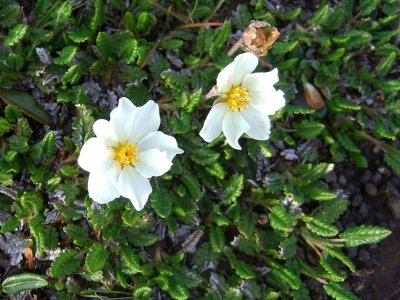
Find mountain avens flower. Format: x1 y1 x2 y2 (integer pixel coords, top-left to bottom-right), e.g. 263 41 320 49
78 98 183 211
200 52 285 150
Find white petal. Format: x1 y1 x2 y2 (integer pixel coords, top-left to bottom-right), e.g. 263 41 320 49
216 53 259 94
249 89 286 115
116 165 152 211
138 131 183 161
128 100 161 144
199 103 229 143
88 162 121 204
135 149 172 178
242 68 279 91
78 138 114 172
109 97 137 142
241 107 271 140
216 61 235 93
93 119 118 146
221 111 250 150
231 52 259 86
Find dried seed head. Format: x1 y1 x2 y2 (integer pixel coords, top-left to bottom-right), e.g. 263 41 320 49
303 83 325 110
241 20 280 57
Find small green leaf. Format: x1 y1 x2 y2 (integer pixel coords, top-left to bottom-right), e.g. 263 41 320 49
150 188 173 218
163 39 184 50
323 282 358 300
182 175 201 200
376 52 396 75
121 247 141 274
62 64 81 85
5 24 28 46
381 80 400 93
0 117 11 136
269 206 294 232
2 273 47 294
0 89 51 124
85 243 108 273
50 249 80 277
306 218 339 237
323 247 356 272
223 174 244 203
271 41 299 55
293 120 325 139
96 32 112 57
339 225 391 247
309 4 330 25
210 226 225 253
53 46 78 65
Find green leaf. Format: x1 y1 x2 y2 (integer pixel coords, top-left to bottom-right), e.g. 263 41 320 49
323 282 358 300
90 0 105 32
191 148 220 166
5 24 28 46
323 247 356 272
339 225 391 247
269 206 294 232
306 218 339 237
96 32 112 57
210 21 231 59
271 41 299 55
150 188 173 218
315 198 348 223
53 46 78 65
121 247 141 274
68 27 90 43
62 64 81 85
1 273 47 295
63 224 89 247
360 0 380 16
0 89 50 124
234 260 255 279
303 186 337 201
268 261 301 290
50 249 80 277
185 89 202 113
0 4 21 28
1 217 20 233
297 163 334 182
381 80 400 93
320 256 347 282
163 39 184 50
210 226 225 253
223 174 244 203
376 52 396 75
113 32 138 64
0 117 11 136
309 4 330 25
384 150 400 176
337 133 360 153
182 175 201 200
293 120 325 139
170 112 191 134
85 243 108 273
52 1 72 25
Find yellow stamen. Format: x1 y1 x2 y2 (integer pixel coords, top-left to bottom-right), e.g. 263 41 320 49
114 143 138 165
226 86 250 111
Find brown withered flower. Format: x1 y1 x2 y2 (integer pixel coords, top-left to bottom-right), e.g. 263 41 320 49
241 20 280 57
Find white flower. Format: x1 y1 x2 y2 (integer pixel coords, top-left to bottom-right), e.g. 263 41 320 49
199 52 285 150
78 98 183 211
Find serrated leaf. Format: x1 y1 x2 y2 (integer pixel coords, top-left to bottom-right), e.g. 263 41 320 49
63 224 89 247
269 262 301 290
384 150 400 176
53 46 78 65
293 120 325 139
339 225 391 247
85 243 108 273
323 247 355 272
360 0 380 16
235 260 255 279
50 249 80 277
52 1 72 25
223 174 244 203
185 89 202 113
306 218 339 237
90 0 104 32
304 185 337 201
121 247 141 274
68 27 90 43
62 64 81 85
315 198 348 223
5 24 28 46
309 4 330 25
271 41 299 55
320 256 347 282
170 112 191 134
150 189 173 218
96 32 112 57
182 175 201 200
323 282 358 300
1 273 47 295
376 52 396 75
337 133 360 153
210 21 231 59
210 226 225 253
191 148 220 166
0 4 21 28
269 206 294 232
381 80 400 93
297 163 334 182
0 118 11 136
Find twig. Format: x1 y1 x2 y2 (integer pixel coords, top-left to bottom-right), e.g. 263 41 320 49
0 186 17 200
147 0 188 23
178 22 223 29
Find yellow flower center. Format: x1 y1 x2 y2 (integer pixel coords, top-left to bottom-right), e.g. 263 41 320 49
114 143 138 165
226 86 250 111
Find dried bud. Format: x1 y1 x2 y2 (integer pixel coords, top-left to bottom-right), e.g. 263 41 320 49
303 83 325 110
241 20 280 57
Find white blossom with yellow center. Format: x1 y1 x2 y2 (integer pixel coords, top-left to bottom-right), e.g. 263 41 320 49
200 52 286 150
78 98 183 211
